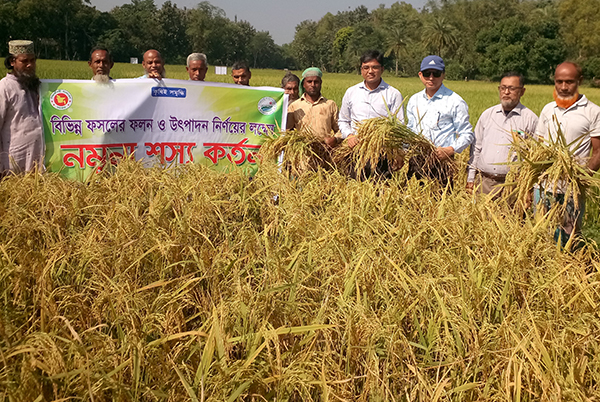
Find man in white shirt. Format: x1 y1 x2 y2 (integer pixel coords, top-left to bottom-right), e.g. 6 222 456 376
535 61 600 246
338 50 403 178
0 40 44 175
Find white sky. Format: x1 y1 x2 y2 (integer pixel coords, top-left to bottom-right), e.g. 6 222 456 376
89 0 428 45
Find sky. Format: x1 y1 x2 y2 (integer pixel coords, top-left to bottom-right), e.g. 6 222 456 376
90 0 428 45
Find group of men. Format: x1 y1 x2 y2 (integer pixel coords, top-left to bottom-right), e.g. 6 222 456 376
1 40 599 242
285 50 600 243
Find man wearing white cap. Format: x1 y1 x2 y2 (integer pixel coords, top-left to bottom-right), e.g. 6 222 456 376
0 40 44 174
286 67 339 147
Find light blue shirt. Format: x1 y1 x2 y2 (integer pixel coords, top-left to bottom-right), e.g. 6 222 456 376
339 79 404 138
406 84 474 154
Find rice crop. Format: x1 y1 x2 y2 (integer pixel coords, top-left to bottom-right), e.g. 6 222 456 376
259 128 335 176
1 159 600 401
505 119 600 211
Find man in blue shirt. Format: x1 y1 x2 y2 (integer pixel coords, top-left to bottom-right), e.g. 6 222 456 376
406 56 474 183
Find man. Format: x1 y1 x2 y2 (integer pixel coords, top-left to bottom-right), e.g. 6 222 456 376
286 68 339 147
231 62 251 86
88 46 114 83
467 72 538 197
339 50 403 148
406 55 474 184
281 72 300 103
407 55 474 163
139 49 165 79
534 61 600 246
0 40 44 174
186 53 208 81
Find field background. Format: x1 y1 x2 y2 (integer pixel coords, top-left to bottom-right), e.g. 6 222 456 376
2 60 600 401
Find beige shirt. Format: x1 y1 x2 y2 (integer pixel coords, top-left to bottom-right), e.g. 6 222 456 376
286 94 339 138
468 102 538 181
0 74 44 173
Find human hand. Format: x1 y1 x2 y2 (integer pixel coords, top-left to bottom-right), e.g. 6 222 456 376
347 135 359 148
435 146 455 161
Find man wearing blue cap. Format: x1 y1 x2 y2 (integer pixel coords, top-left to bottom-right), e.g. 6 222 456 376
406 55 474 164
287 67 339 147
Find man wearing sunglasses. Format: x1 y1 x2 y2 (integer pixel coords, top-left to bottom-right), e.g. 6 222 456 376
466 72 538 197
406 55 474 183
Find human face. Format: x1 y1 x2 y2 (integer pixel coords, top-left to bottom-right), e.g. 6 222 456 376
554 63 580 99
418 69 445 94
187 59 207 81
303 76 322 99
232 68 251 85
11 53 36 77
283 80 299 101
498 76 525 111
88 50 113 77
361 59 383 89
142 50 164 77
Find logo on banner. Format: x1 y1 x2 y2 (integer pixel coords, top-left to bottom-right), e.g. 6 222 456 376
50 90 73 110
258 97 277 115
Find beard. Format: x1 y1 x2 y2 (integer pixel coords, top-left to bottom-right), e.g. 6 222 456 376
553 88 579 109
93 73 111 84
14 69 40 92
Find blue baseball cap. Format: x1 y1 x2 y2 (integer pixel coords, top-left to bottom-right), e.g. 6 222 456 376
420 55 445 72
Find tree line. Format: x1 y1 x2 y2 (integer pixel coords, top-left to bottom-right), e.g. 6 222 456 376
1 0 598 83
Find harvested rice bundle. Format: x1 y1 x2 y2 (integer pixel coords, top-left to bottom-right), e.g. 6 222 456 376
505 121 600 209
258 127 335 176
334 113 455 181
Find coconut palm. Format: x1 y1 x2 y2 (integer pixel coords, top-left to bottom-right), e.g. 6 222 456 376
422 16 458 58
384 26 407 76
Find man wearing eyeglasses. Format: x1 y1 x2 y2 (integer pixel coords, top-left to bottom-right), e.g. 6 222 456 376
466 72 538 197
339 50 403 147
406 55 474 183
338 50 403 178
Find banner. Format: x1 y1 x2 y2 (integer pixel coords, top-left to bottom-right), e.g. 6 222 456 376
40 79 287 180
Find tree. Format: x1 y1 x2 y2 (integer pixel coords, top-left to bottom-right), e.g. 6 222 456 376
422 16 457 58
384 27 407 76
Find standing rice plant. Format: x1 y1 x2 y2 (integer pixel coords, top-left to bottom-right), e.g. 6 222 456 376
1 158 600 401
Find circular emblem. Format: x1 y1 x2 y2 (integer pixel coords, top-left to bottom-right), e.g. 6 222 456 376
50 89 73 110
258 97 277 115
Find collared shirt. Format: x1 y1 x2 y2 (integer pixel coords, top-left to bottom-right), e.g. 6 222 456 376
338 79 404 138
0 74 44 173
467 102 538 181
406 84 474 154
286 94 339 137
535 95 600 162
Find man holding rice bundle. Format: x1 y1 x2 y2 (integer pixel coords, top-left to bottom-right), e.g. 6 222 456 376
406 55 474 184
534 61 600 245
286 67 339 147
467 72 538 197
338 50 404 178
